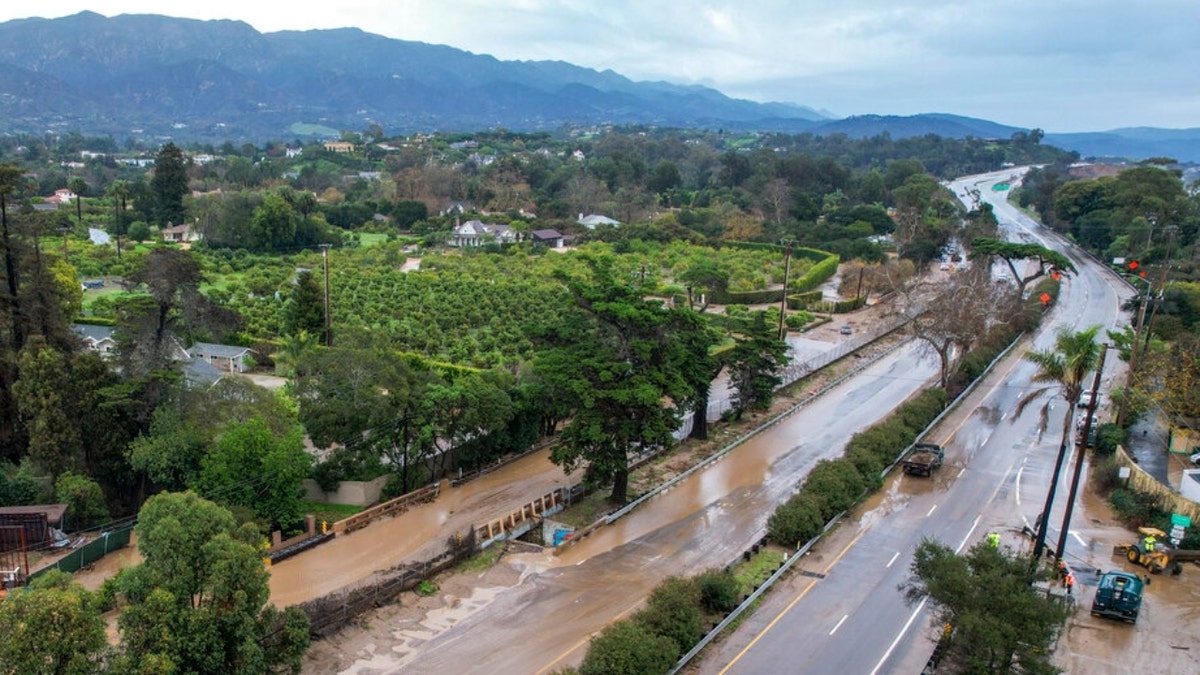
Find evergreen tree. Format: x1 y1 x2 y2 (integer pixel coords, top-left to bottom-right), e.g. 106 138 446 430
283 269 326 336
151 142 189 226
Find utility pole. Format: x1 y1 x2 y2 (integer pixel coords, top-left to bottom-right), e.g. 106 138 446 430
319 244 332 347
778 241 793 341
1140 226 1176 354
1056 344 1108 559
1117 274 1151 429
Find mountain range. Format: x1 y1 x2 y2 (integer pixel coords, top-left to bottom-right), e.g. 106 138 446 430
0 11 1196 162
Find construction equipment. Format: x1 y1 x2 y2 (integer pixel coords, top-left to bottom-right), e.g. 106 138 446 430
1113 526 1200 575
1091 571 1143 623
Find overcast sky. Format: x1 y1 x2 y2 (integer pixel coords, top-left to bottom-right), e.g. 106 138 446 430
2 2 1197 133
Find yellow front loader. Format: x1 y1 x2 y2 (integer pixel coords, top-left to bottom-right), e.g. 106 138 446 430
1113 527 1200 575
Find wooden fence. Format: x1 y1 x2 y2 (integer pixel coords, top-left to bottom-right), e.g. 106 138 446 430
297 527 476 637
334 481 442 535
476 488 565 545
1115 446 1200 522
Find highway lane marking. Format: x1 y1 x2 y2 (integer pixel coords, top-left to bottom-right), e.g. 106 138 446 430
869 597 927 675
956 515 982 554
717 528 868 675
1015 463 1025 506
926 504 938 517
936 345 1031 448
829 614 849 636
957 467 966 478
1072 531 1086 547
886 551 900 568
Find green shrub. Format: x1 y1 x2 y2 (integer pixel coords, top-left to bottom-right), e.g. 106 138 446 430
846 425 903 465
1090 456 1123 494
633 577 703 658
803 459 865 520
580 619 678 675
94 572 122 613
1109 488 1165 527
895 389 947 433
417 579 438 596
787 290 823 309
55 471 110 531
767 492 824 547
845 446 885 492
1094 423 1125 457
696 568 741 614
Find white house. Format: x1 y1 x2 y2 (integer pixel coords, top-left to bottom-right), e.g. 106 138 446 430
451 220 516 247
72 324 116 359
161 224 201 243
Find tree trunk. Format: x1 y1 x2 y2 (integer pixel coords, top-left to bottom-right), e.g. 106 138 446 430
610 465 629 504
689 389 710 441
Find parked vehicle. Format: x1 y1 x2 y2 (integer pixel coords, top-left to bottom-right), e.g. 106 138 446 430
902 443 944 477
840 325 853 335
1091 571 1143 623
1189 451 1200 466
1077 391 1100 408
1075 413 1098 447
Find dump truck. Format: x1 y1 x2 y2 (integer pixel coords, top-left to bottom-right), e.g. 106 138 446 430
902 443 945 477
1091 570 1143 623
1114 526 1200 575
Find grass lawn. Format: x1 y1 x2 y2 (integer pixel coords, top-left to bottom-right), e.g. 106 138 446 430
299 500 364 528
732 548 785 593
357 232 389 247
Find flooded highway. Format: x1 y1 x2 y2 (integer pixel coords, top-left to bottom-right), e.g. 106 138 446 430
317 342 937 673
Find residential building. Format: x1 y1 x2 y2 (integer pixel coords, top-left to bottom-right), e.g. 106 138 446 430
530 229 565 248
161 224 200 243
451 220 515 247
187 342 255 373
72 323 117 358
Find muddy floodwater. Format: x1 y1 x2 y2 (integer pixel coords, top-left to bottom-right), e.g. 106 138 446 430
303 344 935 673
269 449 569 606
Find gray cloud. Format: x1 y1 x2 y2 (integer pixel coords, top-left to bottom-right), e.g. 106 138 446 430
3 0 1197 131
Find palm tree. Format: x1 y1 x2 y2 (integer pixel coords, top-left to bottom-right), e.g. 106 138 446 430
272 330 318 378
67 177 87 228
1020 325 1102 561
107 180 131 258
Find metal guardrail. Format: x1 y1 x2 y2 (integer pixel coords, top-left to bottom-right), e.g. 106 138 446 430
608 337 914 525
668 511 849 674
668 328 1036 673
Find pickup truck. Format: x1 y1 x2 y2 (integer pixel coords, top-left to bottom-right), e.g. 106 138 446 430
902 443 945 477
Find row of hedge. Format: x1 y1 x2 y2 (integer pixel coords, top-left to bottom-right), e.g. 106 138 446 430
565 568 742 675
709 245 839 306
812 296 866 314
790 250 840 294
767 387 949 547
